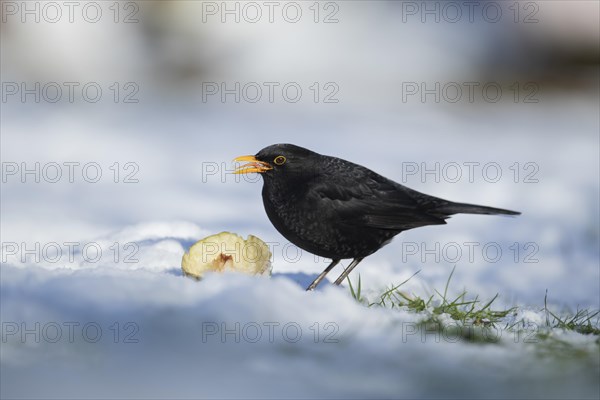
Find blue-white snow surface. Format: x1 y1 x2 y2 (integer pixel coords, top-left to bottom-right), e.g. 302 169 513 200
2 98 599 398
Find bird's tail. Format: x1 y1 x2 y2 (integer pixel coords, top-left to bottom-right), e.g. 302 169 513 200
433 201 521 216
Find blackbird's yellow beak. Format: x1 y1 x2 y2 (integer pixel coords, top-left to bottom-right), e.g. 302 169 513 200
233 155 273 174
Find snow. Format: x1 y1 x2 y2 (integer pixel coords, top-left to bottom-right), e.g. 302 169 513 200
2 261 598 400
1 219 599 399
2 100 599 397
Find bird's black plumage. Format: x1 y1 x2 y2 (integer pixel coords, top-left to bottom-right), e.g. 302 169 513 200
235 143 520 290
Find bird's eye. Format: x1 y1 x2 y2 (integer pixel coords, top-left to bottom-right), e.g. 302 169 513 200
274 156 286 165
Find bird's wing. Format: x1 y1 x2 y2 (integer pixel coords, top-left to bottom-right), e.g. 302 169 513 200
306 171 446 231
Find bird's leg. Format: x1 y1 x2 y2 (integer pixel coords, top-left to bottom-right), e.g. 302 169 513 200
333 258 364 286
306 259 341 291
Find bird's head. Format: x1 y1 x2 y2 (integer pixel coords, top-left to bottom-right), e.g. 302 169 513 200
233 144 318 182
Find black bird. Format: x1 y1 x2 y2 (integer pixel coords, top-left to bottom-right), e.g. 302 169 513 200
234 144 520 291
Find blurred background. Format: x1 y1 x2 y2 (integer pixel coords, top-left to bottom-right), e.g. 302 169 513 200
1 1 599 398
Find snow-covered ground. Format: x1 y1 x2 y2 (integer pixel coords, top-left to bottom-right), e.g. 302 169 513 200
2 1 599 398
2 101 599 399
2 262 598 400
